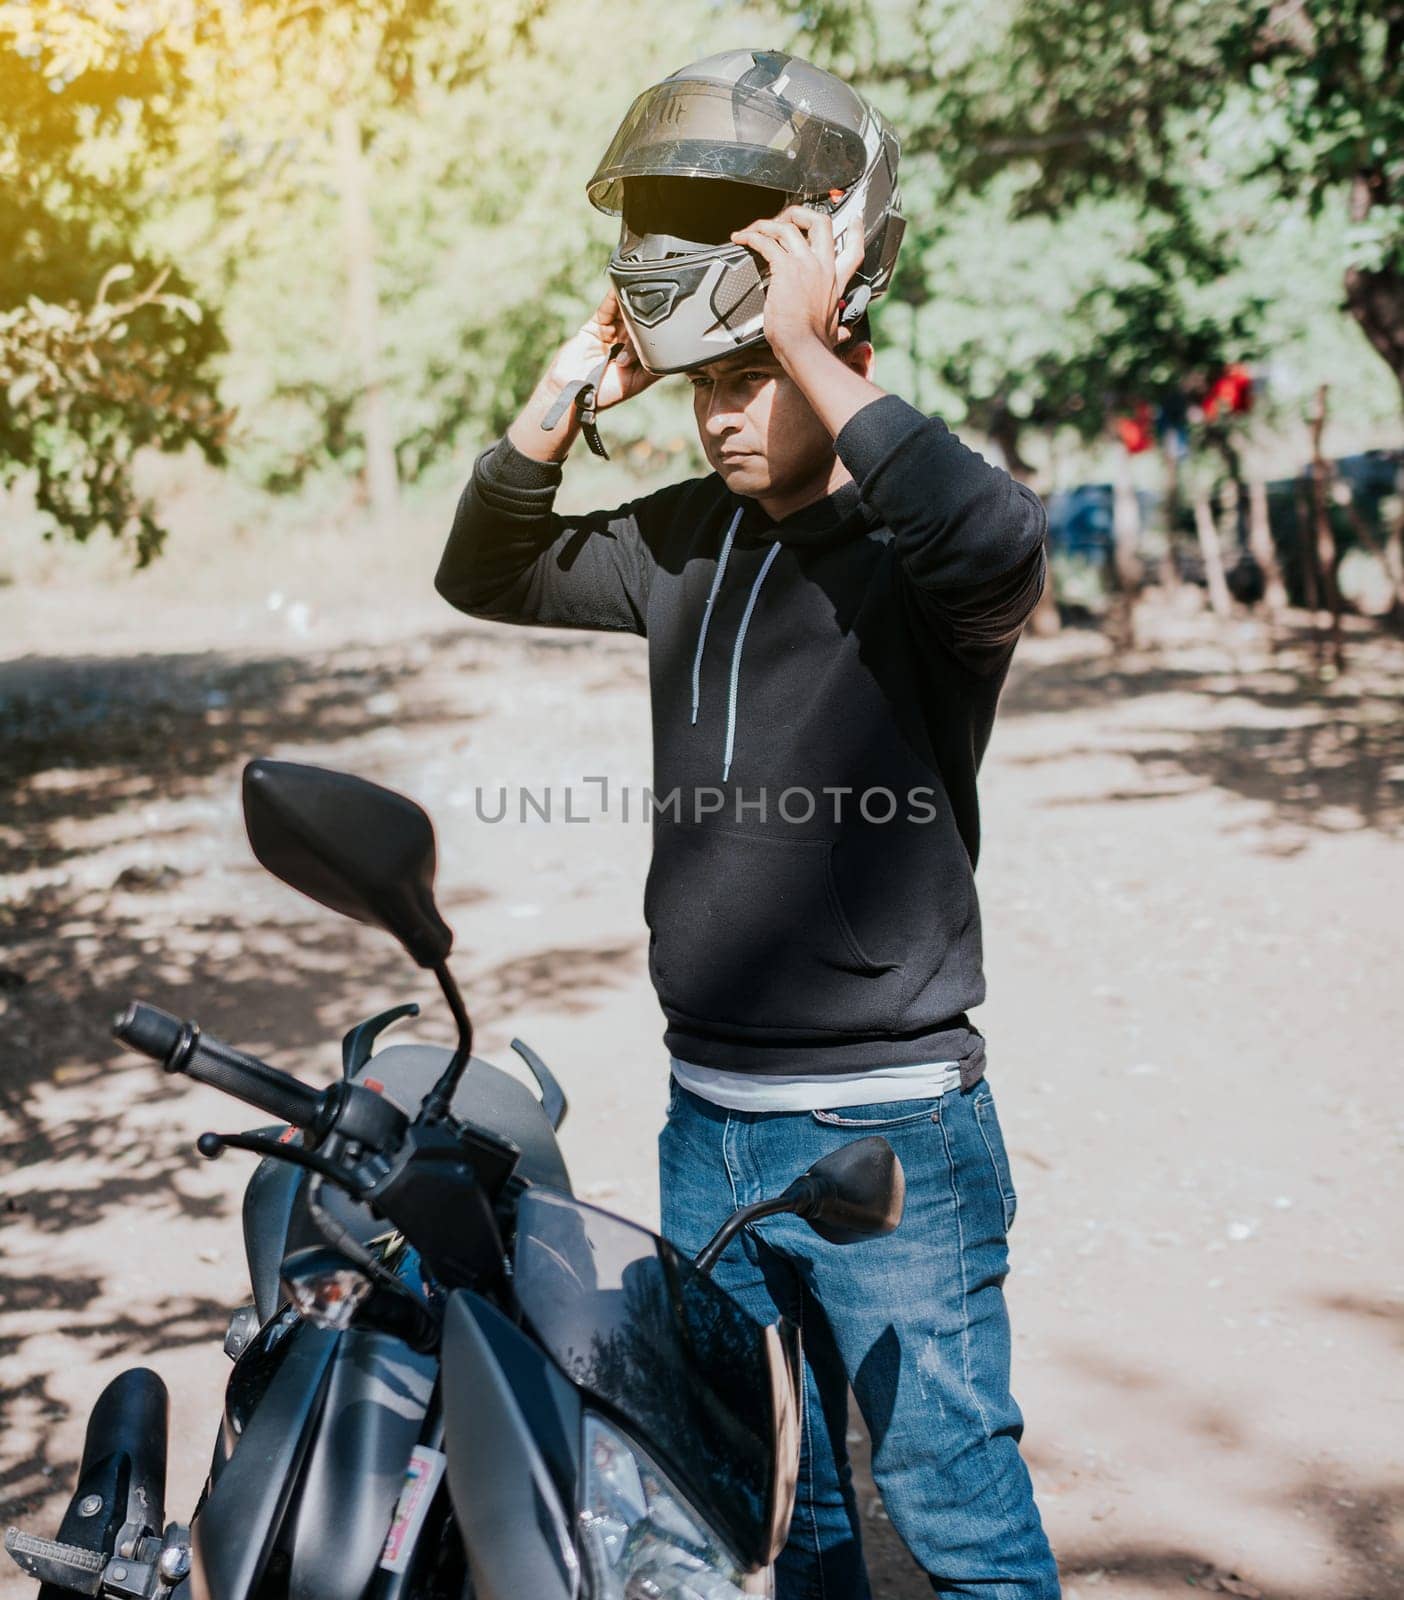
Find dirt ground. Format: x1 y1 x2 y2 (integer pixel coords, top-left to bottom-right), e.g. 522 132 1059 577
1 507 1401 1600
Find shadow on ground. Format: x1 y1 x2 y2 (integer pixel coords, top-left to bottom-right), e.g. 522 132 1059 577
0 1261 231 1523
3 614 1401 1593
0 643 473 877
1000 627 1404 837
852 1404 1403 1600
0 626 644 1529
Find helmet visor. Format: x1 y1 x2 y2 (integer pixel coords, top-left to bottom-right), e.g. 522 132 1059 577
621 176 793 249
587 78 867 215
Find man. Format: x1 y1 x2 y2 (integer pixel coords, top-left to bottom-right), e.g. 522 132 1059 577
436 49 1059 1600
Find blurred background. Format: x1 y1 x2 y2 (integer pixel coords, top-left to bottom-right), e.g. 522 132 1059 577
1 4 1400 1599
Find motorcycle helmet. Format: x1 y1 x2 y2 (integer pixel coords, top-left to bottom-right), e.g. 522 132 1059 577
586 48 905 375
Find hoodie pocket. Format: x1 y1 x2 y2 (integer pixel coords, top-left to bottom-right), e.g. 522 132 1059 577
644 822 902 1035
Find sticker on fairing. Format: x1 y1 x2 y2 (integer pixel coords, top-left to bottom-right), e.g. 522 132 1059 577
379 1445 447 1573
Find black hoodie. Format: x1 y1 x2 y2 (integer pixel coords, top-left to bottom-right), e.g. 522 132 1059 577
436 394 1046 1086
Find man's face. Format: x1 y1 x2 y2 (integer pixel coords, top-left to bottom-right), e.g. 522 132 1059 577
686 347 842 503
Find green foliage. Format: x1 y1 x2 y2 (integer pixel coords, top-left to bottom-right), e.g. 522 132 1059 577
4 0 1398 565
0 268 230 565
789 0 1403 412
2 2 224 560
160 0 778 497
885 187 1267 440
0 0 495 558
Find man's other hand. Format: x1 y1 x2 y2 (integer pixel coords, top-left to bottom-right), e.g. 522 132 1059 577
509 287 659 463
546 287 659 413
730 205 866 371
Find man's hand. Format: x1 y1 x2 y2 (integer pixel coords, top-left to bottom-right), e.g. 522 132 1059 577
729 204 885 443
544 287 659 413
509 287 659 463
730 205 866 371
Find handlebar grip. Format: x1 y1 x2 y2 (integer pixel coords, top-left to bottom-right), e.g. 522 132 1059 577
184 1033 324 1129
113 999 184 1061
114 1001 324 1129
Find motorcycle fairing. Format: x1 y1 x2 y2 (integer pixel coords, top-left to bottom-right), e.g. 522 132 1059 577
440 1291 580 1600
191 1323 337 1600
241 1135 312 1325
213 1306 305 1483
443 1288 583 1509
365 1045 570 1191
287 1330 438 1600
512 1189 793 1572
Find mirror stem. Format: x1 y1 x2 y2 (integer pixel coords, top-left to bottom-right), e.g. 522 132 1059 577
420 963 474 1124
694 1181 819 1276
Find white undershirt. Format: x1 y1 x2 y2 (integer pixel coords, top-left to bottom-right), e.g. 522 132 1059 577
669 1056 963 1112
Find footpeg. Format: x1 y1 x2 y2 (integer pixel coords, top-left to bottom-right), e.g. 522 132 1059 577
4 1527 107 1594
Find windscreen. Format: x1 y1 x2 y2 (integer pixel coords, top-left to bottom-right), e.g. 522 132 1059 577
587 78 866 215
513 1189 785 1569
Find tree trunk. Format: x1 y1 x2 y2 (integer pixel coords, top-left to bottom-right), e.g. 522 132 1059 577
992 409 1061 638
1386 501 1404 607
1247 478 1288 643
1306 385 1345 673
1158 441 1182 592
334 105 398 530
1344 173 1404 406
1027 537 1061 637
1206 423 1248 550
1106 454 1142 649
1193 494 1233 618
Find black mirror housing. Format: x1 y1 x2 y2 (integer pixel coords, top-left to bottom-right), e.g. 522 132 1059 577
242 759 453 968
693 1135 906 1276
793 1135 906 1245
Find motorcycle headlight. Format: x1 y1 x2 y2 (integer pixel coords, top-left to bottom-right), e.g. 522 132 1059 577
579 1413 773 1600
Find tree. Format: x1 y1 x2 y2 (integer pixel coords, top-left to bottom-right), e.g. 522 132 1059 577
0 0 535 556
839 0 1404 404
0 0 228 563
774 0 1399 647
0 269 230 566
152 0 758 502
164 0 529 525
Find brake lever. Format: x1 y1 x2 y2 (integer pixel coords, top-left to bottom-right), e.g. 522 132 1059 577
196 1129 362 1192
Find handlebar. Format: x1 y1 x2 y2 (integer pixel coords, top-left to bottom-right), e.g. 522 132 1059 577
113 1001 324 1130
115 999 515 1294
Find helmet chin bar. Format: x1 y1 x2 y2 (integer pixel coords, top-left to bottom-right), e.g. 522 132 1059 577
610 247 762 376
609 181 893 379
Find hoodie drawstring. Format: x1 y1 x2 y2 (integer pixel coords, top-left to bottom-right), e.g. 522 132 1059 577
722 541 782 781
690 507 742 726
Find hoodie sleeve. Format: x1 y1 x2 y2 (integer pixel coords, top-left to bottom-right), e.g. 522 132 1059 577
435 435 658 635
834 394 1047 674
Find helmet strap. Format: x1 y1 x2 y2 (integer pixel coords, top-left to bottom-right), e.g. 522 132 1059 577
540 343 623 459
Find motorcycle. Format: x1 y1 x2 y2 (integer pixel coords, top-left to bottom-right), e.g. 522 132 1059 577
5 758 905 1600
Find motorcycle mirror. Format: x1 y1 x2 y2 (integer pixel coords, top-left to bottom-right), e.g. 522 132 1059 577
242 759 453 969
789 1135 906 1246
693 1136 905 1274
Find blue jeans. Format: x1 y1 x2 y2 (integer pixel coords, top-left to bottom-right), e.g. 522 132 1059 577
658 1075 1061 1600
